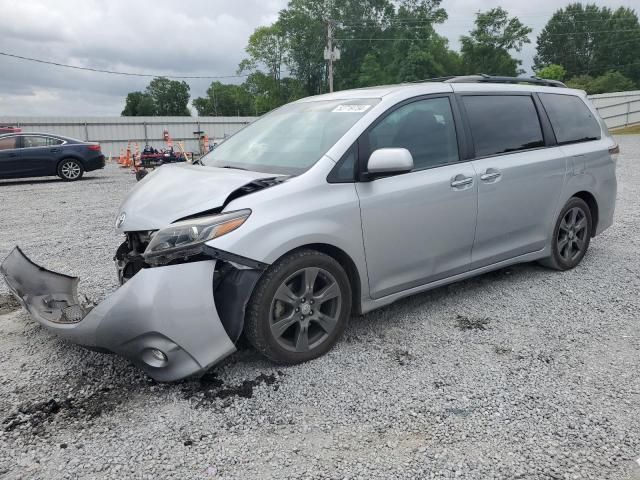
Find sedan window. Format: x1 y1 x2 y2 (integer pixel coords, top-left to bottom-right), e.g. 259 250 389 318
22 136 63 148
0 136 17 150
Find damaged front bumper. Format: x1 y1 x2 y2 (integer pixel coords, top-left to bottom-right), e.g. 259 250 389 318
0 247 250 382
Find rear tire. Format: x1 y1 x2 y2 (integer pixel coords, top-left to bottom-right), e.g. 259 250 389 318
58 159 84 181
244 249 352 364
540 197 592 271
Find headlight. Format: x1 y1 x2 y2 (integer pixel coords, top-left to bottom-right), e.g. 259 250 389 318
143 209 251 263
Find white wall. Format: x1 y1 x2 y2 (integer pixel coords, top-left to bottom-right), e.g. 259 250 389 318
0 116 257 157
588 90 640 129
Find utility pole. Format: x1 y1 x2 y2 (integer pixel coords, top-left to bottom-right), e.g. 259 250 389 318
324 19 340 93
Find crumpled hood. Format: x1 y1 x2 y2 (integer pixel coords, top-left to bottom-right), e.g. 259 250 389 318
116 163 282 232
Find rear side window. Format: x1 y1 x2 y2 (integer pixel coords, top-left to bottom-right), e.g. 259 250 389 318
367 97 459 170
539 93 601 144
22 136 63 148
0 136 17 150
462 95 544 157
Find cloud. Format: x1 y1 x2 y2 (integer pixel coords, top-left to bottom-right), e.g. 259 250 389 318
0 0 628 115
0 0 286 115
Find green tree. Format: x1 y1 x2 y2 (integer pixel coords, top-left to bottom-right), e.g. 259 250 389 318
589 71 636 94
193 81 254 116
567 71 636 94
461 7 532 76
121 91 155 116
565 74 594 92
239 23 287 104
384 0 461 82
535 64 566 81
275 0 459 93
278 0 329 96
535 4 640 84
145 77 191 116
356 53 387 87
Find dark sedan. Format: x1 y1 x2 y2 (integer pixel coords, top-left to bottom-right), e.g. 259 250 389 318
0 133 105 181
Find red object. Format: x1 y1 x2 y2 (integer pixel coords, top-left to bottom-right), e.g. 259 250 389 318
87 144 101 151
0 126 21 134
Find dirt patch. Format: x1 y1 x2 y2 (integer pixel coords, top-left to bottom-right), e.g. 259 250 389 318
181 372 281 407
2 385 125 434
494 345 513 355
456 314 490 331
0 294 21 315
391 349 414 366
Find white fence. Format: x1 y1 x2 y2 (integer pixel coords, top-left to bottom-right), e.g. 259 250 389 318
588 90 640 129
0 116 257 157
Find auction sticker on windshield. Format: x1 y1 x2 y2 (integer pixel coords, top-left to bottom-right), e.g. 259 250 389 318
332 105 372 113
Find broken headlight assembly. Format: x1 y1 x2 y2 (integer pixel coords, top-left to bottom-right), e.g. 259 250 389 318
143 209 251 265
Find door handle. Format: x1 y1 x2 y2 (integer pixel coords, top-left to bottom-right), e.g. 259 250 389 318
50 148 60 153
450 176 473 188
480 169 502 182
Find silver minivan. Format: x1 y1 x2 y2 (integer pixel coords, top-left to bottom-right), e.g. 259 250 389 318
1 76 618 381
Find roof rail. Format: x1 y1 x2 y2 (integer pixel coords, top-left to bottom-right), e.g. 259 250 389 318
405 76 458 83
444 74 567 88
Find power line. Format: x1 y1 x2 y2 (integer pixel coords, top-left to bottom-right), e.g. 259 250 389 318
335 29 640 41
0 51 248 79
339 10 639 23
343 18 640 27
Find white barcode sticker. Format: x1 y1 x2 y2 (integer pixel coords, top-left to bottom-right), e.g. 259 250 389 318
332 104 371 113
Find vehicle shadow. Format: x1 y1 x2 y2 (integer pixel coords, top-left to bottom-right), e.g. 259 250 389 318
0 176 113 187
343 261 550 340
226 260 551 369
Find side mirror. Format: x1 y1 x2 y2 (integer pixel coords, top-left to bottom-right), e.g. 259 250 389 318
366 148 414 179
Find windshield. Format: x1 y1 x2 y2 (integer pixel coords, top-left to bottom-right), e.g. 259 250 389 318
200 98 380 175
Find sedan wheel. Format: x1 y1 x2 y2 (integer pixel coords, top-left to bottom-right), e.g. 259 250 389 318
58 159 84 181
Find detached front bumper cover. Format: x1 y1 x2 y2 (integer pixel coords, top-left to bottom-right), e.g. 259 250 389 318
0 247 236 382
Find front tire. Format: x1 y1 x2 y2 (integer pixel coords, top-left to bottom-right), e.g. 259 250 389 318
58 159 84 181
540 197 592 271
244 249 352 364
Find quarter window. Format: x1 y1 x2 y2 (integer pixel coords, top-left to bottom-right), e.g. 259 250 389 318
367 97 459 170
539 93 601 144
328 144 357 183
0 136 17 150
462 95 544 157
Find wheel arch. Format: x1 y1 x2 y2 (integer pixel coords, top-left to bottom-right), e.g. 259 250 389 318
571 190 599 236
276 243 363 316
57 155 86 170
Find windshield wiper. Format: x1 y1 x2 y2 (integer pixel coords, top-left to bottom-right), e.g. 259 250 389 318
219 165 248 171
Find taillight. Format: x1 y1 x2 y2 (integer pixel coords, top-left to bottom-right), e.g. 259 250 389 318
87 144 101 151
609 144 619 162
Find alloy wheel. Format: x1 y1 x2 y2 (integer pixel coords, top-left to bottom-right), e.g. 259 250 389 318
61 161 81 180
557 206 588 262
269 267 342 352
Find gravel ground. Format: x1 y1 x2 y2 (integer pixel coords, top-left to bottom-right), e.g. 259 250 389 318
1 137 639 480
